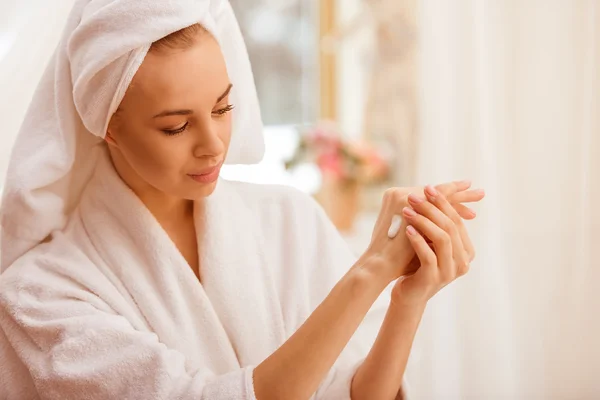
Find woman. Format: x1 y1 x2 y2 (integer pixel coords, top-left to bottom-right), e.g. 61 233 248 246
0 1 484 399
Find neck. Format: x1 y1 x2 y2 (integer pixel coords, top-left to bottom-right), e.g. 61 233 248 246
141 192 194 224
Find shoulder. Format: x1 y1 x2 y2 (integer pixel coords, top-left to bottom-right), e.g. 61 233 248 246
0 230 106 311
0 238 64 312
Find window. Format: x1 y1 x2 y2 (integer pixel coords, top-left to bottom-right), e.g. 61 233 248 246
229 0 318 125
221 2 322 193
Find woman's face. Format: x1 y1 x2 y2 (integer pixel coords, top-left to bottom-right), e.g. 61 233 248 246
107 33 232 200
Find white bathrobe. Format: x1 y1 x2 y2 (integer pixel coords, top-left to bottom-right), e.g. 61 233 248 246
0 151 399 399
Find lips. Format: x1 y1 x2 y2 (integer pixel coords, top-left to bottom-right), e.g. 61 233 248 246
192 162 222 176
187 161 223 184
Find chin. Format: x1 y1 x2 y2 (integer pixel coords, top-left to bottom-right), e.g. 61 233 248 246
184 179 219 200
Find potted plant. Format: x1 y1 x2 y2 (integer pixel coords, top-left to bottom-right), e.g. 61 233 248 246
285 121 390 231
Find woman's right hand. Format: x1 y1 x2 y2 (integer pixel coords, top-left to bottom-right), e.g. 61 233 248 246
360 180 483 284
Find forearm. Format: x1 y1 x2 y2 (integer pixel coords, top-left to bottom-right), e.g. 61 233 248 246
253 260 390 400
350 300 426 400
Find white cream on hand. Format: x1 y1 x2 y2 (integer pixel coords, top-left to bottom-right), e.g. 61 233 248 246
387 215 403 239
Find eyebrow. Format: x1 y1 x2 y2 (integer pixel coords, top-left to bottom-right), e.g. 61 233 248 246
217 83 233 103
152 83 233 119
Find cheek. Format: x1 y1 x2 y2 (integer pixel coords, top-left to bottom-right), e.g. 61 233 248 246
219 116 233 153
119 128 188 181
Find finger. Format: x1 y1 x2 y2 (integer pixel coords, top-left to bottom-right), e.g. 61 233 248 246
405 225 437 272
448 189 486 204
408 192 459 238
407 194 461 277
454 203 477 220
414 188 469 279
402 206 452 266
435 180 472 197
425 185 465 227
424 186 474 268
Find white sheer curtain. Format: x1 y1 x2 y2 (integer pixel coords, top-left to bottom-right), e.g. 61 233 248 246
409 0 600 398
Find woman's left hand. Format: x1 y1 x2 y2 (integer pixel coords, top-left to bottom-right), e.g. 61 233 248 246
391 185 480 307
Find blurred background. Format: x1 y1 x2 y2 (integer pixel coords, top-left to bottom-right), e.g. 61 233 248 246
1 0 599 398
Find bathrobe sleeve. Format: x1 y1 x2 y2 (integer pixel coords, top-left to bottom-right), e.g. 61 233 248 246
0 257 257 400
276 188 411 400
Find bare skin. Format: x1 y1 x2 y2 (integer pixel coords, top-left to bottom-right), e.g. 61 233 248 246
105 29 485 400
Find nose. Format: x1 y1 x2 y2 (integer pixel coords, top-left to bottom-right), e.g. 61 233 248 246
192 121 226 159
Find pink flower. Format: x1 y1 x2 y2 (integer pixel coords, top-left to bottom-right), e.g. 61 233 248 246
288 120 390 184
317 152 342 177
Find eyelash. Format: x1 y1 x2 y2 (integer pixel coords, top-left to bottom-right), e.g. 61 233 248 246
162 122 189 136
161 104 235 136
214 104 235 116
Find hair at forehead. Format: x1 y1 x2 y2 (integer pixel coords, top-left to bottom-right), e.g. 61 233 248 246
150 23 209 52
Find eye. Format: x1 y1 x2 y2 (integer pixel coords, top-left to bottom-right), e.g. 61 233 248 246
162 122 189 136
213 104 235 117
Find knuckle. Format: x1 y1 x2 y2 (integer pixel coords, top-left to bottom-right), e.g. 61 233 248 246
458 261 470 276
437 232 451 246
383 188 402 202
440 219 453 233
423 252 437 266
468 248 476 262
382 189 394 203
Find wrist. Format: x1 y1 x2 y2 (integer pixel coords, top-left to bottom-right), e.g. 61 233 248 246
390 285 429 313
354 254 397 286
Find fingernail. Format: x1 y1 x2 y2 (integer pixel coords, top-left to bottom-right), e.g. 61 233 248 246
425 185 438 198
461 179 472 186
403 207 417 217
406 225 417 236
408 193 424 204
